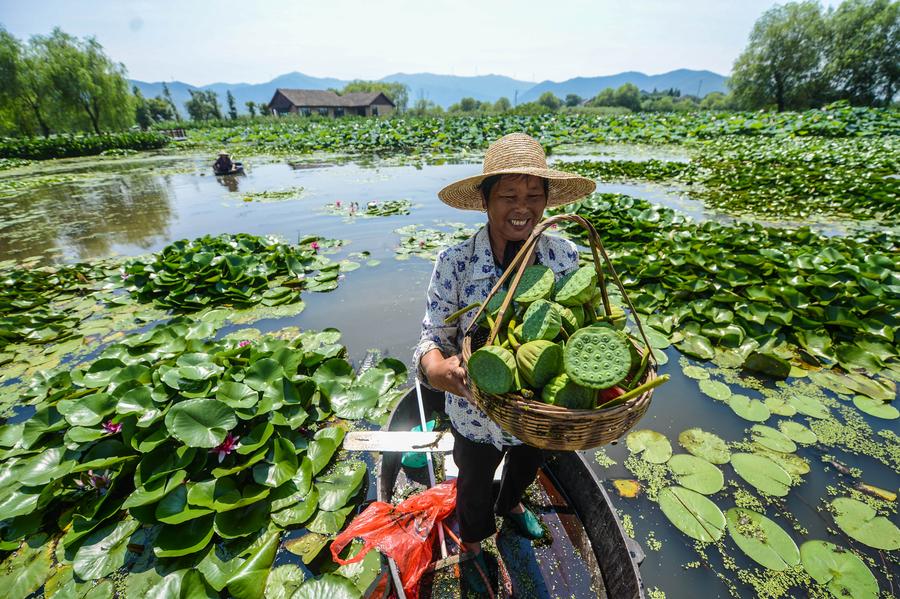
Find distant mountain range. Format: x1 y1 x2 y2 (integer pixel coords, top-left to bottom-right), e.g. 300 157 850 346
130 69 727 115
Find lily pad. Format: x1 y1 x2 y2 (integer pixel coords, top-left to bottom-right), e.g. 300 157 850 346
625 430 673 464
725 508 800 571
682 365 709 380
728 395 770 422
0 535 53 599
667 454 724 495
315 461 367 511
658 485 726 542
831 497 900 550
678 428 731 464
731 453 792 496
164 398 237 448
698 379 731 401
787 394 830 419
750 425 797 453
777 421 817 444
73 517 140 580
291 573 360 599
800 541 878 599
852 395 899 420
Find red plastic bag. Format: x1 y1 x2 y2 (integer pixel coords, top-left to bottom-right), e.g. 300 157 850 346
330 479 457 599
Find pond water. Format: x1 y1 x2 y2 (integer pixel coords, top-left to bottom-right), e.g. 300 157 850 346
1 150 896 598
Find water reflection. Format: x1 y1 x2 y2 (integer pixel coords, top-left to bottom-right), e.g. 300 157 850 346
0 172 174 263
216 175 242 193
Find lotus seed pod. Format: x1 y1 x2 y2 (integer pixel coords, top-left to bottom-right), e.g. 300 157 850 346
554 266 598 306
516 340 564 388
563 325 632 389
467 346 517 394
541 373 596 409
512 265 555 304
521 299 562 342
555 303 580 335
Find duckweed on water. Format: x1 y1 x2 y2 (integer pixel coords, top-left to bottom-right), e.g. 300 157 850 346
593 448 617 468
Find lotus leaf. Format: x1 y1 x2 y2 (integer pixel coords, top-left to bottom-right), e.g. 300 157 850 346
742 351 791 379
521 299 563 342
156 484 214 524
512 265 554 304
57 393 117 427
675 332 716 361
667 454 724 495
731 453 792 496
329 387 379 419
612 479 641 498
564 326 631 389
750 425 797 453
764 396 797 417
852 395 898 420
244 358 285 392
778 421 817 444
752 445 810 477
291 573 360 599
154 514 215 558
698 379 731 401
73 517 140 580
658 485 726 542
216 381 259 409
252 437 299 488
226 530 280 599
315 461 367 511
0 535 53 599
725 508 800 571
626 430 673 464
728 395 770 422
682 365 709 380
831 497 900 550
800 541 878 599
214 499 272 539
164 398 237 448
263 565 305 599
285 532 330 565
305 503 355 535
271 487 320 528
308 438 338 476
678 428 731 464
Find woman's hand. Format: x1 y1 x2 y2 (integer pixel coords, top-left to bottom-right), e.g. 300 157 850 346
421 350 472 400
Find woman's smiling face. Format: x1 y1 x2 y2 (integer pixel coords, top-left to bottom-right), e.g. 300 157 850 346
483 174 548 242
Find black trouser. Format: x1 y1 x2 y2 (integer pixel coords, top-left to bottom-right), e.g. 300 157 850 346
451 426 544 543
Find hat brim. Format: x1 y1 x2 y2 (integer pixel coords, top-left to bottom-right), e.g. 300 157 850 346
438 167 596 211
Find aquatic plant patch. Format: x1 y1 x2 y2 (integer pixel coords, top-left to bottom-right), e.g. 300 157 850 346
0 318 406 596
123 233 346 311
241 187 305 203
0 131 170 161
393 222 479 261
323 199 413 218
555 194 899 380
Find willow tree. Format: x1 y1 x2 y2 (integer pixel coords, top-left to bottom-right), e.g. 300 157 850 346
0 27 55 136
730 1 826 111
38 28 133 133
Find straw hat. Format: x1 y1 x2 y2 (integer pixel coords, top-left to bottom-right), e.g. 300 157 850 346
218 150 230 156
438 133 596 211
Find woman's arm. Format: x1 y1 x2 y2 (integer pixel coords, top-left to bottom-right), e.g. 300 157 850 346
420 348 471 399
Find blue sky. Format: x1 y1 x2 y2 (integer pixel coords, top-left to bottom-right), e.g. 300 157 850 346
0 0 843 85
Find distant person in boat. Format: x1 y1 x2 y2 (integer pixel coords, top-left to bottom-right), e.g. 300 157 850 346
414 133 595 578
213 151 236 174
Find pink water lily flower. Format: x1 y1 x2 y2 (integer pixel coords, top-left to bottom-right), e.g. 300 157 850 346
102 420 122 434
335 200 342 207
212 433 240 463
75 469 111 494
310 241 320 252
238 340 251 348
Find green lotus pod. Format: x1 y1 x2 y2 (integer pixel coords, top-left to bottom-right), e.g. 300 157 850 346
554 266 597 306
541 374 595 409
564 325 632 389
555 303 580 335
467 346 517 394
597 304 627 330
516 340 564 388
512 265 554 304
521 300 562 342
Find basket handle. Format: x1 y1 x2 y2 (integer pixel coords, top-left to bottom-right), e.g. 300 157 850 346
465 213 657 369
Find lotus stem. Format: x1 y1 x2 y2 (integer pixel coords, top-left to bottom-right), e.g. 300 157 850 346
597 374 669 408
444 302 482 324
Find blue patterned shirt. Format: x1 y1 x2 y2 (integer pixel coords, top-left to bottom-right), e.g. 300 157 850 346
413 225 580 448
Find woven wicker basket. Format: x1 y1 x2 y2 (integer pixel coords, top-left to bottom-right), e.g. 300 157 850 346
461 214 658 451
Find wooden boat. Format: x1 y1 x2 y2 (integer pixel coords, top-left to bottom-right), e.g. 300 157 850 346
213 161 244 176
375 386 645 598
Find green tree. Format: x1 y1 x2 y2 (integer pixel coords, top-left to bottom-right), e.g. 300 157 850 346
226 90 238 119
0 27 56 136
245 101 257 117
493 96 511 112
134 86 152 129
729 1 826 111
38 28 133 133
133 87 174 129
340 80 409 111
588 87 617 108
185 90 222 121
410 98 443 116
564 93 583 107
613 83 642 111
162 82 181 121
825 0 900 105
699 91 735 110
537 91 562 111
458 97 481 112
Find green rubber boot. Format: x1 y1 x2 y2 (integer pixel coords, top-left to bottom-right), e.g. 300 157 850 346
507 507 544 540
461 551 490 595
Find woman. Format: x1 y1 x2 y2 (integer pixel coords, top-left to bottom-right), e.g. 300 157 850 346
413 133 595 579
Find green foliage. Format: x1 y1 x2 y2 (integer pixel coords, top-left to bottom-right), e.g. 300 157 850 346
186 89 223 121
245 101 257 117
564 93 583 107
0 130 169 159
123 233 346 311
339 79 408 111
133 86 174 129
227 90 238 120
493 96 512 112
537 91 562 111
